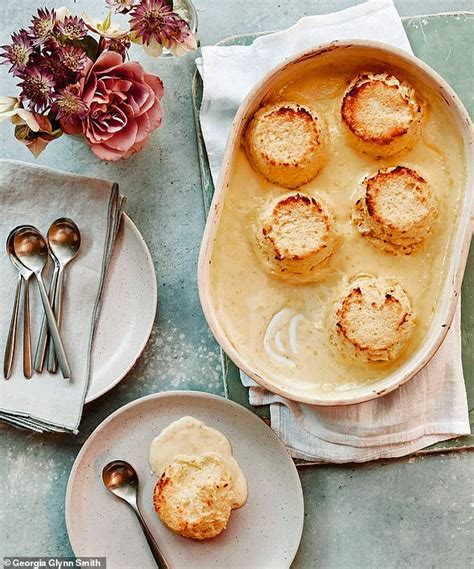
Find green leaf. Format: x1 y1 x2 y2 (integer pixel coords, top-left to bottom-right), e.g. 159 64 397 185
47 128 63 141
75 35 99 60
164 0 174 7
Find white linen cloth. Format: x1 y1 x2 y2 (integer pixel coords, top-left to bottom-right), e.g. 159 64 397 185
0 160 124 433
196 0 471 462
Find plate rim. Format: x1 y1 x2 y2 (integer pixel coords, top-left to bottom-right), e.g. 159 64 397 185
66 390 304 566
85 213 157 403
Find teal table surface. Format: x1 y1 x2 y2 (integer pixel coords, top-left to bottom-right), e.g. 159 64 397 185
0 1 473 568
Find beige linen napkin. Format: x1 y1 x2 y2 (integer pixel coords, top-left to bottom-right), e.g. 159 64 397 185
0 160 124 433
197 0 471 462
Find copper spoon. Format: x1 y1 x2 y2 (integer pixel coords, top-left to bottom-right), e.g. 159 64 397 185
102 460 169 569
4 226 34 379
35 219 81 373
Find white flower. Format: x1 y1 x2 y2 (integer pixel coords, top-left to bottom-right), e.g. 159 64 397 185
167 32 197 56
132 31 197 58
139 37 163 57
83 11 129 39
0 96 18 114
56 7 71 22
0 97 40 131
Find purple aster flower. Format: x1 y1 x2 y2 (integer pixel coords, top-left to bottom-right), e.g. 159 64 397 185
29 8 57 44
130 0 191 46
51 84 88 132
18 66 54 112
0 29 33 75
58 45 87 73
36 53 74 89
42 35 62 52
55 16 88 41
105 0 136 14
105 35 131 57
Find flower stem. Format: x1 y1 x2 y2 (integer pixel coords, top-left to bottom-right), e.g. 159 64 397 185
98 36 106 55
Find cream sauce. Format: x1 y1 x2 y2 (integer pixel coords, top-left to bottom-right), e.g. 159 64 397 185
209 55 466 393
149 416 248 508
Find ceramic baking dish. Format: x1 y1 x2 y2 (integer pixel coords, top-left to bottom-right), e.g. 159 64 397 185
198 40 473 405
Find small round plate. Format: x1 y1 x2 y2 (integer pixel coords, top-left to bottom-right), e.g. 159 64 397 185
66 391 304 569
86 214 157 403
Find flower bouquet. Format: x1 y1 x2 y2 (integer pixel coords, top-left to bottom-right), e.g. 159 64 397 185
0 1 197 160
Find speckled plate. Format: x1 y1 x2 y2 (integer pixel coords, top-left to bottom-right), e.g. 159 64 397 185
66 391 304 569
86 214 157 402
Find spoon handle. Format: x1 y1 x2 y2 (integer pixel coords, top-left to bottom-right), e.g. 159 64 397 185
3 274 22 379
132 504 170 569
47 267 64 374
35 273 71 379
22 277 32 379
34 266 59 372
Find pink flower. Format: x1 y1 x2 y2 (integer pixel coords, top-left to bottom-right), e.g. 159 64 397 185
18 65 54 112
55 15 87 40
130 0 197 57
29 8 57 44
80 51 164 160
52 84 88 134
0 30 33 75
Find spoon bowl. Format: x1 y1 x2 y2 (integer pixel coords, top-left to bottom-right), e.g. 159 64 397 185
102 460 139 504
6 226 34 280
48 218 81 266
12 226 49 274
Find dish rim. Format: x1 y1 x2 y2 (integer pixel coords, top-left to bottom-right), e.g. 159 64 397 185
197 39 474 406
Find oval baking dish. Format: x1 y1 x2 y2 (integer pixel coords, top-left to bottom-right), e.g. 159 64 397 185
198 40 473 405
